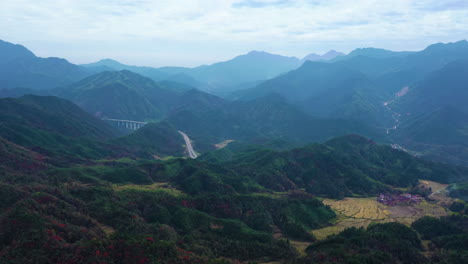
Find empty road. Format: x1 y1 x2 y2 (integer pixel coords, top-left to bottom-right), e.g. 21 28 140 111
178 131 198 159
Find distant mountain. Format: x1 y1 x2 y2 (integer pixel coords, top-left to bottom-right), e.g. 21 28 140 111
303 50 344 61
83 51 303 93
395 60 468 115
162 72 214 90
54 70 180 121
233 61 389 126
156 80 196 94
375 40 468 94
172 88 227 113
189 51 302 89
165 93 381 152
334 47 414 61
0 39 35 61
82 58 126 70
233 40 468 125
386 60 468 165
81 59 213 91
405 40 468 73
81 59 170 81
0 40 90 90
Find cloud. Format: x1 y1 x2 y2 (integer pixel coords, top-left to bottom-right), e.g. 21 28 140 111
232 0 292 8
413 0 468 11
0 0 467 66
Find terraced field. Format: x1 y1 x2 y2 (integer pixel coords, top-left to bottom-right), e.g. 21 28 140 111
313 197 448 240
323 198 389 220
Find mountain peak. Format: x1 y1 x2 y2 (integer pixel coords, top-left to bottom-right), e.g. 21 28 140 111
322 50 344 57
343 47 413 60
247 50 268 55
98 58 122 64
0 39 36 62
423 39 468 52
81 58 127 70
303 50 344 61
96 58 125 67
242 50 298 60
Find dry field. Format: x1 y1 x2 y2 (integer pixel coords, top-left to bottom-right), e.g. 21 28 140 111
322 198 389 220
214 139 235 149
113 182 184 196
419 179 453 206
419 180 448 193
313 196 448 240
290 240 312 257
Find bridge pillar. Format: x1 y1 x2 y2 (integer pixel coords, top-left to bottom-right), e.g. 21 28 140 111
102 118 147 130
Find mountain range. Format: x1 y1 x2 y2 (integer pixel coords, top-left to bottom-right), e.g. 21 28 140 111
82 51 305 94
0 40 89 90
2 38 468 263
227 40 468 165
1 39 468 166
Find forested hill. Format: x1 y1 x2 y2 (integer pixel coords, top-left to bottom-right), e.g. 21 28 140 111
1 94 468 263
199 134 468 198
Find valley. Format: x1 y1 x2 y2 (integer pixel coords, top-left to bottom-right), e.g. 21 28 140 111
383 86 409 134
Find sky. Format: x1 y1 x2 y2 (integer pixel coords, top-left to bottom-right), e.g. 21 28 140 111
0 0 467 67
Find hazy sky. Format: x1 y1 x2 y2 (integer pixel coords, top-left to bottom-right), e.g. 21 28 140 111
1 0 467 67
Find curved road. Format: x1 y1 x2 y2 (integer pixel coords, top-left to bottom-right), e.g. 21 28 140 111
178 131 198 159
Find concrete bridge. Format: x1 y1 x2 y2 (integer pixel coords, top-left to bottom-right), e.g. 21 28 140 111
102 118 148 131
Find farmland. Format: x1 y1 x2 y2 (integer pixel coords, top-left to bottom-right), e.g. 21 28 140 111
312 195 448 240
113 182 184 196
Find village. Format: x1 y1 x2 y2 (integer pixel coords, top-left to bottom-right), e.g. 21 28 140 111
377 193 424 206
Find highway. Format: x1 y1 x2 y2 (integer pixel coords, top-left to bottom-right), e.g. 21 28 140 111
178 131 198 159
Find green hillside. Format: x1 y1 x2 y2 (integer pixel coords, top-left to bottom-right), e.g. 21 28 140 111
201 134 467 198
55 70 181 121
0 95 117 140
113 122 185 158
0 95 118 161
